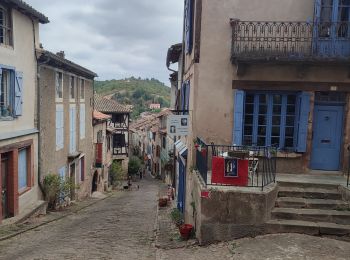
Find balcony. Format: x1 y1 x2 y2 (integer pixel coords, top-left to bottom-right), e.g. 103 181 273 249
231 20 350 65
195 137 277 190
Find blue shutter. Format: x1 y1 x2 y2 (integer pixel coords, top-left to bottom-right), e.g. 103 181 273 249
296 92 311 152
14 71 23 116
185 0 194 54
18 149 27 190
0 69 2 99
59 166 65 180
181 82 186 112
233 90 245 145
314 0 321 22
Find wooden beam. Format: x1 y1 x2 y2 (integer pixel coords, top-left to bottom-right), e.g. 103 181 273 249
232 80 350 92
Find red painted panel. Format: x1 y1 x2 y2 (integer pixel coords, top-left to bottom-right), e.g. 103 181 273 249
95 143 103 166
211 156 249 186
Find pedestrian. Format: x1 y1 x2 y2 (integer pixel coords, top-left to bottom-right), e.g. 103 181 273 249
139 169 143 180
127 175 132 190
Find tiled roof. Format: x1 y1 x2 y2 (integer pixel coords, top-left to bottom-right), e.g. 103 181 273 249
9 0 49 23
37 49 97 79
94 95 131 114
93 110 111 121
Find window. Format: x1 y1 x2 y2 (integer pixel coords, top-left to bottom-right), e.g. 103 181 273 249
242 93 297 149
56 104 64 150
0 69 11 117
69 105 76 153
0 68 23 118
0 5 12 46
80 79 85 100
107 135 111 151
80 104 85 139
55 72 63 100
162 136 166 149
18 148 28 191
70 76 75 100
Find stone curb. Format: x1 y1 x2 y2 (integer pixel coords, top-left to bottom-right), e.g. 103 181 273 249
0 192 115 242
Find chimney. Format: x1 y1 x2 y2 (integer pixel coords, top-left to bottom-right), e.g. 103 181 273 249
56 51 65 59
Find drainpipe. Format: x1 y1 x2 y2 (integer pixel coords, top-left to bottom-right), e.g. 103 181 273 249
32 19 50 196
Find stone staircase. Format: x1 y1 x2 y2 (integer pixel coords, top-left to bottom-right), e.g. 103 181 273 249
266 180 350 237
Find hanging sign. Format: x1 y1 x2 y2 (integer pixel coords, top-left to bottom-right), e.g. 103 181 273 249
167 115 189 136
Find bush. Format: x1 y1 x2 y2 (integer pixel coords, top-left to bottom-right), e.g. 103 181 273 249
43 174 73 209
109 160 124 186
170 208 184 226
128 156 142 176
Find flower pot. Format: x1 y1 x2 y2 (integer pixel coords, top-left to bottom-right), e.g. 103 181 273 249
158 197 168 207
179 224 193 240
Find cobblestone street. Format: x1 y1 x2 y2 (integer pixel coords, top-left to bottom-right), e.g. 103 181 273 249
0 175 160 260
1 176 350 260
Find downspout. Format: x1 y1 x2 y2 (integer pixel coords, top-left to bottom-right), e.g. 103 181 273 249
32 19 50 196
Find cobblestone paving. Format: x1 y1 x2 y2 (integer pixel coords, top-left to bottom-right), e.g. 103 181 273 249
0 175 161 260
157 233 350 260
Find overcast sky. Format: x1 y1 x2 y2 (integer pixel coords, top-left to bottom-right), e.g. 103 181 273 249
26 0 184 85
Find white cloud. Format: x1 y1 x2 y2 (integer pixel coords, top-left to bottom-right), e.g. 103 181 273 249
25 0 183 84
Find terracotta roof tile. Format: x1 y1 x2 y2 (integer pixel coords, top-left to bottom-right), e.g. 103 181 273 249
9 0 49 23
93 110 111 121
94 95 131 114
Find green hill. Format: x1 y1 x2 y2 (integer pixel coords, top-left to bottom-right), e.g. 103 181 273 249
94 77 171 119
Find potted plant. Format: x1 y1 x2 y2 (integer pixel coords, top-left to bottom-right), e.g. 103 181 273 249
179 224 193 240
170 208 184 227
158 196 168 207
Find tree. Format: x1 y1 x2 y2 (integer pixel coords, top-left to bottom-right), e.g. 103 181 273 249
128 156 141 176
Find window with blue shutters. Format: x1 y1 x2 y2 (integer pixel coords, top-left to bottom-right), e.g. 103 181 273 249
0 67 21 119
69 105 77 154
184 0 194 54
235 91 304 150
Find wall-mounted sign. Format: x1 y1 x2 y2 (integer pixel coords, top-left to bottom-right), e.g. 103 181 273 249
167 115 189 136
224 158 238 177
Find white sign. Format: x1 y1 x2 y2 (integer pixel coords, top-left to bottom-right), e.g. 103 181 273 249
167 115 189 136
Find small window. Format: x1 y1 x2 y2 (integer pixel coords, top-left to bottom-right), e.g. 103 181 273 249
80 79 85 100
0 69 12 117
55 72 63 100
18 148 29 191
0 5 12 46
162 136 166 149
70 76 75 100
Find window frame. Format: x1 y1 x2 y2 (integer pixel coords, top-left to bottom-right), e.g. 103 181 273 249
17 146 32 194
0 68 14 119
0 4 13 47
80 78 85 101
55 71 63 102
243 92 298 149
69 75 76 102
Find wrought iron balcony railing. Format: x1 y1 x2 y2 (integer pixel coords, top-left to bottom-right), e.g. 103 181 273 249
231 20 350 62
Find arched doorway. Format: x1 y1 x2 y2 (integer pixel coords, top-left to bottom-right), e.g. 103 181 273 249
92 171 98 193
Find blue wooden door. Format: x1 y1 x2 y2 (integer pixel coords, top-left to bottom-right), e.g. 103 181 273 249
177 159 186 213
311 105 344 170
314 0 350 57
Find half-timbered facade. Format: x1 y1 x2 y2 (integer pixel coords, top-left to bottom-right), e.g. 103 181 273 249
94 95 131 173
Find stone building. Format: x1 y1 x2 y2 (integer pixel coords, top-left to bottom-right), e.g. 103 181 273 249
37 50 97 201
0 1 49 223
169 0 350 244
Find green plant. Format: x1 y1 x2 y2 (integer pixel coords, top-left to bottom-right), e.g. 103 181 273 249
109 160 124 186
128 156 142 176
42 174 74 209
170 208 184 226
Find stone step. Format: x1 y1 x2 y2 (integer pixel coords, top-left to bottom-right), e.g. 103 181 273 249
278 186 342 200
275 197 349 210
277 180 340 190
266 219 350 236
271 207 350 225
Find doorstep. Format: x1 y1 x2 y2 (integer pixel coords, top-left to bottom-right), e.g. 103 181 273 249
1 200 47 226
